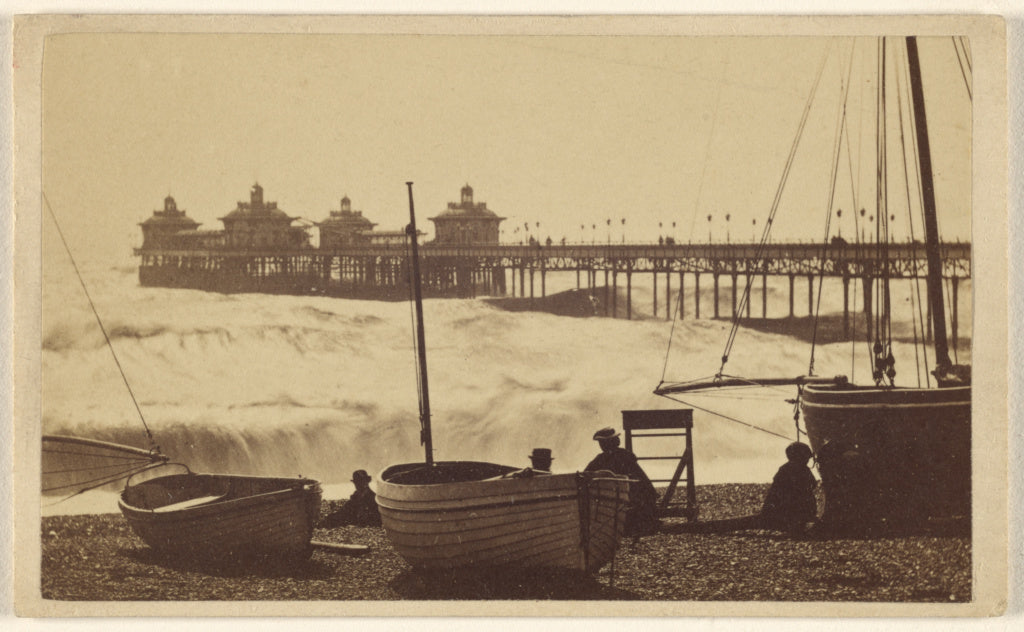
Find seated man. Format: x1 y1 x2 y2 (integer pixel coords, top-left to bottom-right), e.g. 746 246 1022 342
320 469 381 528
664 442 818 536
759 442 818 533
507 447 554 478
585 427 660 536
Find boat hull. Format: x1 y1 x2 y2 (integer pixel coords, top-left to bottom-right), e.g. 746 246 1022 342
118 471 322 563
376 461 630 573
801 384 970 528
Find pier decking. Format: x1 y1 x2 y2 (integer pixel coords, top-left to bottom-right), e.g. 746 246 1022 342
137 240 970 339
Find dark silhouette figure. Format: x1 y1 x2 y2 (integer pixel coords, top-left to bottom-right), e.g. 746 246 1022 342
584 427 660 535
528 447 553 472
760 442 818 532
320 469 381 527
508 447 554 479
665 442 818 536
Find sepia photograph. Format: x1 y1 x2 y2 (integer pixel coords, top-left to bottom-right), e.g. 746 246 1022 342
10 13 1009 617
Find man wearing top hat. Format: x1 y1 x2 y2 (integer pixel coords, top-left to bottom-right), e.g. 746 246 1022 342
528 447 553 472
509 447 554 478
319 469 382 528
585 427 660 535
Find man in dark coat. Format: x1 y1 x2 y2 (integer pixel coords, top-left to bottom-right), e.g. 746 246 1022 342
663 442 818 536
320 469 382 528
585 427 660 535
760 442 818 533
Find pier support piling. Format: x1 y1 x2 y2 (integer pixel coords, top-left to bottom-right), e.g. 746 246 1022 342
788 275 795 318
694 273 700 320
713 274 720 319
843 276 851 338
807 275 814 317
627 271 633 321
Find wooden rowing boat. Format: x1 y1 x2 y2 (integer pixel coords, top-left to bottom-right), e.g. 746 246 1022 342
118 466 322 563
377 461 630 572
376 185 632 573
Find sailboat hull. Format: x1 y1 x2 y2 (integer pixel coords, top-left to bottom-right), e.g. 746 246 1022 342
376 461 630 573
801 384 971 529
119 472 322 563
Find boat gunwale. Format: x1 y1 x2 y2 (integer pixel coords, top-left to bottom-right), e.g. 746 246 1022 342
118 472 321 519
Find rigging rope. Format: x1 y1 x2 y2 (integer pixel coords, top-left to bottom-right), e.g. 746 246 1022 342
660 393 794 442
686 52 730 243
809 39 857 378
871 37 897 387
952 36 973 102
898 42 936 387
943 276 960 365
717 40 834 377
909 283 923 387
43 192 158 451
894 42 933 388
658 279 686 384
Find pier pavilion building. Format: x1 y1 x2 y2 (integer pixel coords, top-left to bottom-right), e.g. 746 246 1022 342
318 196 378 249
429 184 504 245
139 195 200 249
218 183 310 250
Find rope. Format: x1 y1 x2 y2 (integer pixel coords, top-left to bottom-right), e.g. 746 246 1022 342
952 36 973 102
660 393 794 442
809 39 857 377
909 282 923 388
894 43 929 387
898 43 934 387
43 192 157 450
870 37 897 387
717 40 834 376
686 52 730 243
658 288 683 384
944 275 960 365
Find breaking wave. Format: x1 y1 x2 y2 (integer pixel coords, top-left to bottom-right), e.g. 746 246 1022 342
40 259 972 513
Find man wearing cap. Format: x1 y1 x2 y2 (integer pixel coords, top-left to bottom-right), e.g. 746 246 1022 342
319 469 382 528
585 427 660 535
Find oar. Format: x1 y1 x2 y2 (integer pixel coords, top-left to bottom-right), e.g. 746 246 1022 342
311 540 370 556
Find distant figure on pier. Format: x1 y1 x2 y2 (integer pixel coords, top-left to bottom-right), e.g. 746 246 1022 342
585 427 660 536
320 469 381 528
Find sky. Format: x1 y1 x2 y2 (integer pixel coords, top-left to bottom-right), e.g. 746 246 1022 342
39 34 972 263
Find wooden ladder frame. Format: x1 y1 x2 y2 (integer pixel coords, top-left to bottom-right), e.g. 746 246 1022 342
622 409 697 520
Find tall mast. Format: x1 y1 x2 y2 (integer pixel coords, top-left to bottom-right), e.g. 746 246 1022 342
905 36 953 374
406 182 433 464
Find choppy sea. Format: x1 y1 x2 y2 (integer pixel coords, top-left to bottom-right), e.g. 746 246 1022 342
40 254 971 514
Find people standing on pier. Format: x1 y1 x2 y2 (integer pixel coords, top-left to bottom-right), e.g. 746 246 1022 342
320 469 381 528
585 427 660 535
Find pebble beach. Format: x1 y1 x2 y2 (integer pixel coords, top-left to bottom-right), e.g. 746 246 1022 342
39 483 971 603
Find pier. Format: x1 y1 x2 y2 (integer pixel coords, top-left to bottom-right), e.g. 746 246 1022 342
138 240 970 337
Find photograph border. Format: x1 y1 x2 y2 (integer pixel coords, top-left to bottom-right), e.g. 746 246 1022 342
10 12 1010 618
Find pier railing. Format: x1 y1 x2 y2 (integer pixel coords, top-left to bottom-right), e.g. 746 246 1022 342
135 240 970 335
